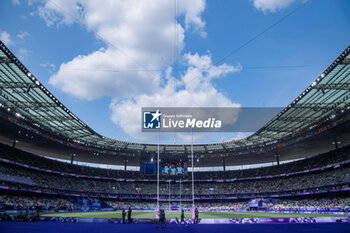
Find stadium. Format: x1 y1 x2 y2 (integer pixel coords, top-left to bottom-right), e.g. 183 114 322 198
0 1 350 233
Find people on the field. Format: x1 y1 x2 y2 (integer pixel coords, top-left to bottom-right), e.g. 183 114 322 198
29 211 40 222
0 212 11 221
163 209 166 227
127 207 132 223
157 209 167 228
122 208 126 224
180 209 185 224
195 207 199 224
157 209 161 228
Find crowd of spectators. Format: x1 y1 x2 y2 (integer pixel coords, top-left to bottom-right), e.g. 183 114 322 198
270 197 350 209
0 195 74 211
0 143 349 180
1 194 348 213
104 200 155 210
0 211 40 222
0 142 349 213
103 200 249 211
0 161 349 196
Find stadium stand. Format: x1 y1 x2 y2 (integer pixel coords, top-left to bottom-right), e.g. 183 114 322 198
1 142 349 180
0 141 349 214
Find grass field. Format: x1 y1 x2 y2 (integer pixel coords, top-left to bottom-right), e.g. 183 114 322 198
40 211 347 219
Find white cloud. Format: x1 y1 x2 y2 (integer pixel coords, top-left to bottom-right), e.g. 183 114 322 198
37 0 82 27
17 31 30 39
49 47 164 100
109 53 241 141
253 0 301 13
18 48 30 60
40 62 56 73
35 0 243 142
12 0 20 5
38 0 206 100
178 0 207 37
0 31 12 46
19 48 30 54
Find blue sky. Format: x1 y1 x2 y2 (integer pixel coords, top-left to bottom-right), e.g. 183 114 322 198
0 0 349 144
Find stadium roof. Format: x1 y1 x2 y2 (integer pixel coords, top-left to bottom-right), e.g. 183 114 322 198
0 40 349 154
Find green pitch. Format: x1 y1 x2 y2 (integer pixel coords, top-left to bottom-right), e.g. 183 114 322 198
41 211 346 219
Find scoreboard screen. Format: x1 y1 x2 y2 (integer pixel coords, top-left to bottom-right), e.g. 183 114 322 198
162 161 187 176
140 161 187 176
